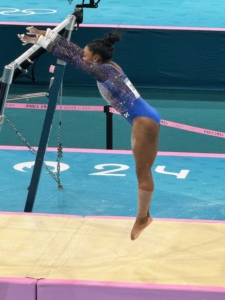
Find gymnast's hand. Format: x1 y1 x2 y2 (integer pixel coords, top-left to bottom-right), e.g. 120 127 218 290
26 26 47 37
17 34 39 45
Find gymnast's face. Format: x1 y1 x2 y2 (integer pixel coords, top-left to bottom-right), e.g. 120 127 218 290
83 46 101 63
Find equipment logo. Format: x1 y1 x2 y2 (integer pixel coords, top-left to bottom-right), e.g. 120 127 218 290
14 161 69 172
0 8 57 16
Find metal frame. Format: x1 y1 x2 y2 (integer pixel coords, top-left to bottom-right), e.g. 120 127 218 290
0 1 102 213
0 14 74 132
24 16 76 212
0 14 76 212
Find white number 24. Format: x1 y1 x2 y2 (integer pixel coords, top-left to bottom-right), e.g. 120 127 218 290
89 164 189 179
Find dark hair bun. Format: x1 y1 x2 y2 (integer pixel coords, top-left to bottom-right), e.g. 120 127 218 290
103 32 121 46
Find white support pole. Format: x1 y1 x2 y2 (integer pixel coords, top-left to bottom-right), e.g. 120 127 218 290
14 45 41 70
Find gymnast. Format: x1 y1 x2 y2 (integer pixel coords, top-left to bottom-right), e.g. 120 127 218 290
18 28 161 240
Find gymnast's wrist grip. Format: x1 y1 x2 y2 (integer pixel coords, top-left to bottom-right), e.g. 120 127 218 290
45 29 58 41
37 35 51 49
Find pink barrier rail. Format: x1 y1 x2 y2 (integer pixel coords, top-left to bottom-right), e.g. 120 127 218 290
37 279 225 300
0 277 224 300
5 103 104 112
5 102 225 139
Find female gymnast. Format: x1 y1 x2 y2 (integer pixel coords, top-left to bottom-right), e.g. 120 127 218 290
18 28 161 240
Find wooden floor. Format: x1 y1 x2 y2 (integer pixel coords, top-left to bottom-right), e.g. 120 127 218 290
0 213 225 287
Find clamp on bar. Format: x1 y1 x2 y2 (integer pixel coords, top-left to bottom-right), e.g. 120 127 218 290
69 0 101 8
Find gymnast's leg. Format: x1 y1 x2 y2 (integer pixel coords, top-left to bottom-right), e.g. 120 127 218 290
130 116 160 240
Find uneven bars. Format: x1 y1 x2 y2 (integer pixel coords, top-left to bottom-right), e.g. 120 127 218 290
14 15 75 67
0 14 75 130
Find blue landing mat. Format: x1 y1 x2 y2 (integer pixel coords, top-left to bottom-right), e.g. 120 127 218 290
0 149 224 220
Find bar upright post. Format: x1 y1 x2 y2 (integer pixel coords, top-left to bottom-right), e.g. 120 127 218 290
104 105 113 150
24 16 76 212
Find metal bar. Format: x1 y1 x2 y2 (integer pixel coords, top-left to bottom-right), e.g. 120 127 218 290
0 65 15 132
7 92 47 101
0 14 75 135
24 61 66 212
0 83 9 115
14 45 41 66
104 105 113 149
15 15 73 66
24 16 76 212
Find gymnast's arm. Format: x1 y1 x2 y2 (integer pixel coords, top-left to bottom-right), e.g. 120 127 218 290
42 34 108 83
17 31 109 82
26 26 85 58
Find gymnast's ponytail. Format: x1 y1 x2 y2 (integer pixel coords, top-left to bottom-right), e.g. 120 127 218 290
87 32 121 62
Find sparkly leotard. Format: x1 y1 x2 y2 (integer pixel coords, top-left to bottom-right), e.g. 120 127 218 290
46 35 161 125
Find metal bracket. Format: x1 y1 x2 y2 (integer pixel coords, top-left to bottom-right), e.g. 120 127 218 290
1 64 16 85
0 115 5 126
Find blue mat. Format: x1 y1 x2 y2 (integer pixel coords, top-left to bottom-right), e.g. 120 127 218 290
1 1 225 28
1 149 224 220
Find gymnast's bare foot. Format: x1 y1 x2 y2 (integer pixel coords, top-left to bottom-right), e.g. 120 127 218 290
130 216 153 240
17 34 39 45
26 26 46 37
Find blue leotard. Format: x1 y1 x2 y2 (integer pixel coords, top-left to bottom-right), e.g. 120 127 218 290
46 35 161 125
